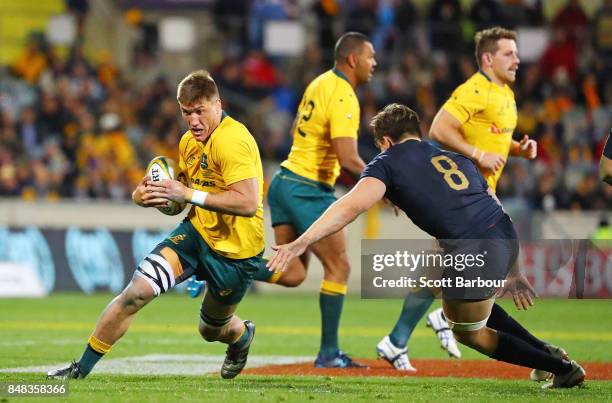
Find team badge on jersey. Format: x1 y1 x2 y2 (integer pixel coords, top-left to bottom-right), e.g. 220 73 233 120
200 153 208 169
186 155 196 167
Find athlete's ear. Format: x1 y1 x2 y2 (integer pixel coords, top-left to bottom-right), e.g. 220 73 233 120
347 53 358 69
382 136 393 150
482 53 493 67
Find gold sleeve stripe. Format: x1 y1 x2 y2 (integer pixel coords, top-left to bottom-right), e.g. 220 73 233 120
320 279 347 295
88 335 112 354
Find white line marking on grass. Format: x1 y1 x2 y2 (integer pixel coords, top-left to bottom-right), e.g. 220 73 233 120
0 354 312 376
3 321 611 341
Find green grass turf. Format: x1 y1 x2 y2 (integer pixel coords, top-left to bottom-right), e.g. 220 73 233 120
0 293 610 402
0 374 609 402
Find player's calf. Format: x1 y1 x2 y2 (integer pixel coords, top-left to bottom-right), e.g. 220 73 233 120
273 265 307 287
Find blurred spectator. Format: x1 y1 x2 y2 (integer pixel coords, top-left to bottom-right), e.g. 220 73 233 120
392 0 419 52
0 2 608 211
540 27 578 83
470 0 505 31
248 0 295 49
313 0 340 65
552 0 588 45
345 0 378 37
428 0 463 55
11 36 48 84
66 0 90 36
593 0 612 70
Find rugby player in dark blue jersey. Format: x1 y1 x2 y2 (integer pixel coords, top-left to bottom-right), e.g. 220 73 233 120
267 104 585 389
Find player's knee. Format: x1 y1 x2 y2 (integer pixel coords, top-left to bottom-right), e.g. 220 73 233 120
449 318 489 349
120 284 153 312
198 323 221 342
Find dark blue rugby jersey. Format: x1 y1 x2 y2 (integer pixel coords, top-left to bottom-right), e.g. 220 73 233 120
604 130 612 159
361 140 505 239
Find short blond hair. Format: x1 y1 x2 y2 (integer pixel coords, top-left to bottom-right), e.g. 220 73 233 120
474 27 517 68
177 70 219 105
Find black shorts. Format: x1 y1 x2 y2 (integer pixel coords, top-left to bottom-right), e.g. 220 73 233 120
439 215 519 300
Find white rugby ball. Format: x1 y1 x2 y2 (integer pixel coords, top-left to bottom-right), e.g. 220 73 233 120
146 156 188 216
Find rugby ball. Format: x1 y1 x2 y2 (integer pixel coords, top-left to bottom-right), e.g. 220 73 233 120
146 156 188 216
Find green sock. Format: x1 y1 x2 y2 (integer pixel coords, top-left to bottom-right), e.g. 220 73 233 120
78 345 104 376
319 293 344 357
389 288 435 348
233 323 250 348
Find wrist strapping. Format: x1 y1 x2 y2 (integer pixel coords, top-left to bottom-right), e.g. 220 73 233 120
471 147 485 163
190 190 208 207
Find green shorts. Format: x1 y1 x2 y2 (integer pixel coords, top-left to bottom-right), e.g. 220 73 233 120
159 220 262 305
267 167 337 234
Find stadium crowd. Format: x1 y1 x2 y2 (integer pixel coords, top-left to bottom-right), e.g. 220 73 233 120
0 0 610 210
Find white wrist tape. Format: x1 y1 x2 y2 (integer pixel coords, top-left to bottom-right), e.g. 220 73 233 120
190 190 208 207
471 147 484 163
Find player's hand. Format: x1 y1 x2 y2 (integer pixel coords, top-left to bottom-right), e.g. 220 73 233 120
518 134 537 159
266 240 307 273
133 176 163 207
383 198 400 216
497 271 538 310
478 151 506 172
145 179 188 204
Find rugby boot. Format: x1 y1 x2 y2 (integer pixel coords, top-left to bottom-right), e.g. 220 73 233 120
221 320 255 379
314 351 368 368
376 336 416 372
47 361 85 380
426 308 462 359
542 360 585 389
530 344 568 382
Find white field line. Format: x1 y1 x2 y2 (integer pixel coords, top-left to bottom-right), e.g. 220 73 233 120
0 354 312 376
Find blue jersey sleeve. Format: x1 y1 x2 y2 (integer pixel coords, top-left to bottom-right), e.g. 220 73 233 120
605 131 612 159
361 153 391 188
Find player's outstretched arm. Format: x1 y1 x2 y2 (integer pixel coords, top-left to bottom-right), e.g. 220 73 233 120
430 109 505 172
267 177 386 273
332 137 366 178
146 177 259 217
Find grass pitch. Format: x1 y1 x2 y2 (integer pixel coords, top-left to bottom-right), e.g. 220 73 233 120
0 293 611 402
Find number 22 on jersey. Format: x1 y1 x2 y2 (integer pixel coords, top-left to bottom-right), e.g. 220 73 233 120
296 99 315 137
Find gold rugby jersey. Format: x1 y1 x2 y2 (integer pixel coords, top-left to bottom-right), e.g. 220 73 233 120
178 112 264 259
281 68 359 186
442 71 517 191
